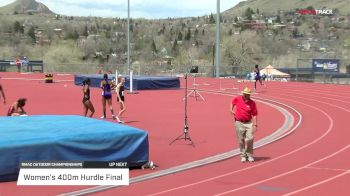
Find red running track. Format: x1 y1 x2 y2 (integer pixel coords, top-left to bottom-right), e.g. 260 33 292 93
0 73 284 195
0 73 349 195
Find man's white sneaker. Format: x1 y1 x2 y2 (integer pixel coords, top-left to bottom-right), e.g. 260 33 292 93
241 157 247 163
100 116 106 119
247 156 254 162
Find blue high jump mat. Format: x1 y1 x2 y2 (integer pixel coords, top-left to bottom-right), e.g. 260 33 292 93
74 74 180 90
0 115 149 182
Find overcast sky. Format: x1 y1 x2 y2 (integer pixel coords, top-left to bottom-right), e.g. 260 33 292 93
0 0 244 18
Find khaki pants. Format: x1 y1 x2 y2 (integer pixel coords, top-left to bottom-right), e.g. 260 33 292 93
235 121 254 157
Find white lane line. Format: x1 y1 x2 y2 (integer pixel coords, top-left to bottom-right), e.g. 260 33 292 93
305 167 349 172
214 145 350 196
283 165 350 196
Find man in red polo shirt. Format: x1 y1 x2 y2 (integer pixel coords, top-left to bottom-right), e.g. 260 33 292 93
230 87 258 162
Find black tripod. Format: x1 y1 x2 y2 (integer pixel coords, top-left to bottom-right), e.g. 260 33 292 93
170 73 195 146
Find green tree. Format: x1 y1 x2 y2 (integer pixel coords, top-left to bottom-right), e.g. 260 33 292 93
313 22 320 33
27 26 36 43
151 39 157 54
209 13 215 24
276 15 281 23
185 27 191 40
306 6 314 10
245 7 254 20
182 22 186 30
194 28 199 38
72 30 79 40
177 31 183 41
162 24 166 34
172 38 178 53
292 27 299 38
65 30 79 40
105 29 111 39
83 25 88 37
96 22 100 31
170 26 174 36
14 21 24 34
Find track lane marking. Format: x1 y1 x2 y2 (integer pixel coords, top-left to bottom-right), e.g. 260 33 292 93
214 145 349 196
283 157 350 196
305 166 349 172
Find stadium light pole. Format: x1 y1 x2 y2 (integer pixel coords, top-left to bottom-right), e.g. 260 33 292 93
127 0 131 76
215 0 221 78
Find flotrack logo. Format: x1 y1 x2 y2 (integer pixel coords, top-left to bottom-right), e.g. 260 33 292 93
297 9 333 15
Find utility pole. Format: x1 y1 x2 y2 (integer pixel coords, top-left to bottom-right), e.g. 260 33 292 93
127 0 131 76
215 0 221 78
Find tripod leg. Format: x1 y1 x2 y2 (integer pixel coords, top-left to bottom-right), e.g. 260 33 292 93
183 89 195 100
169 129 195 146
198 91 205 101
194 90 205 101
187 90 195 98
183 132 195 146
169 132 185 145
169 132 195 146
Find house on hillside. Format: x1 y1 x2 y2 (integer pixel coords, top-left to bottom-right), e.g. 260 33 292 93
114 32 125 38
163 55 174 65
318 44 328 52
53 28 63 38
239 20 267 30
267 16 277 24
170 40 183 46
87 34 101 40
301 41 311 51
273 24 287 29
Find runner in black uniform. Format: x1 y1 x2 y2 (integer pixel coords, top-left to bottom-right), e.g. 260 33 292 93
116 77 126 123
82 78 95 117
100 74 116 119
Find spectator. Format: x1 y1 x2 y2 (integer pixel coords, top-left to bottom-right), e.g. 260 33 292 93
15 58 21 72
21 57 29 72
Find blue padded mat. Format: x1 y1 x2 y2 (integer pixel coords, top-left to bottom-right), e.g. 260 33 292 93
0 115 149 181
74 74 180 90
